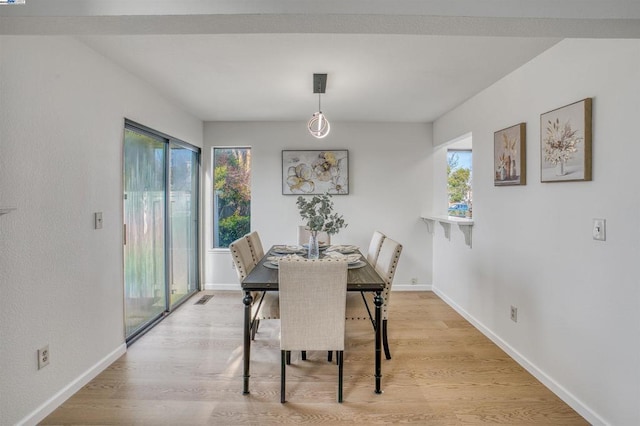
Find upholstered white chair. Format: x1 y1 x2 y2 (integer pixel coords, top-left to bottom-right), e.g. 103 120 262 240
243 230 279 337
326 230 387 363
297 225 331 246
335 230 385 361
245 230 265 265
366 230 386 265
229 235 279 340
278 258 348 403
229 235 256 282
344 236 402 360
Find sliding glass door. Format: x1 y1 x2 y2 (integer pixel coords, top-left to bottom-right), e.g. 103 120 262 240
123 129 166 339
123 122 199 342
169 143 199 308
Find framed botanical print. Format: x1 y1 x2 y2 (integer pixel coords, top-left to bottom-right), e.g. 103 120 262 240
540 98 592 182
494 122 526 186
282 150 349 195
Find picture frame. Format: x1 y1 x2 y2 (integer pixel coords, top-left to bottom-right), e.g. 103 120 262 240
540 98 592 182
494 122 527 186
282 150 349 195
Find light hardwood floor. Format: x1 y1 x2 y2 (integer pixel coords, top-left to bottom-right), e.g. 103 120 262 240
42 291 587 425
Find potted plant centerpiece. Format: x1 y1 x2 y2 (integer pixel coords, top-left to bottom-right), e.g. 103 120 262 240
296 193 347 259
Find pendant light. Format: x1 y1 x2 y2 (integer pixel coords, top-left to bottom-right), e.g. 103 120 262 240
308 73 330 139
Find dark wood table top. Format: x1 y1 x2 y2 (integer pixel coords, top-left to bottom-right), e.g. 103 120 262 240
242 247 385 292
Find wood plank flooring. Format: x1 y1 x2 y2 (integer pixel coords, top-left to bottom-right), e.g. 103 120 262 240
42 291 587 425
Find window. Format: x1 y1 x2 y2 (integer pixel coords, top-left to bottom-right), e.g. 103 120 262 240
213 147 251 248
447 149 472 217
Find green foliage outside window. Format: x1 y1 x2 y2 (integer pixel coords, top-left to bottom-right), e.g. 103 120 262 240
218 213 250 248
214 148 251 248
447 151 472 205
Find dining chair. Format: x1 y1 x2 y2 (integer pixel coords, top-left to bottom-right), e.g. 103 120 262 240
243 230 278 337
297 225 331 246
343 236 402 360
229 235 279 340
331 230 384 361
278 258 348 403
229 235 256 282
245 230 265 265
366 230 386 265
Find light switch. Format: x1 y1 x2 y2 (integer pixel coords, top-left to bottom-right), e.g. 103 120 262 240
95 212 103 229
592 218 605 241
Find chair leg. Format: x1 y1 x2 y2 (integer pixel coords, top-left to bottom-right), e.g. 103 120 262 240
251 319 260 340
337 350 344 403
327 351 332 362
383 319 391 360
301 350 307 360
286 350 291 365
280 350 286 403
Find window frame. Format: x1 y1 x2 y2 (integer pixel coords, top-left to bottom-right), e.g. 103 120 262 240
447 148 473 218
211 146 252 249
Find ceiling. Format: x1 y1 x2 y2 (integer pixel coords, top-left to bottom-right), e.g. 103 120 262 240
3 1 640 123
78 34 559 122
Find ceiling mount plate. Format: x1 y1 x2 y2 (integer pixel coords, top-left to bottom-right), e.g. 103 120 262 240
313 73 327 94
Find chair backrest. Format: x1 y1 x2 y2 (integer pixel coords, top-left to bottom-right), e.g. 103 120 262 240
245 231 265 264
374 237 403 320
297 225 331 246
229 236 256 282
279 259 347 351
366 230 386 265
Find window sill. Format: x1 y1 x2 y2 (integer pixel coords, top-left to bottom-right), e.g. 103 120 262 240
421 215 473 248
208 248 231 253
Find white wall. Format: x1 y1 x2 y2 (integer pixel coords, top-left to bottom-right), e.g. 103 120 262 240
0 36 202 425
432 39 640 425
5 34 634 426
203 121 434 290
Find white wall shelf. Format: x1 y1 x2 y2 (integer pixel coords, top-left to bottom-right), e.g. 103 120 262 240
421 215 474 248
0 207 17 216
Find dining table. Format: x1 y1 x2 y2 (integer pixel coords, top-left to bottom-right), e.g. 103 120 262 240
241 245 386 395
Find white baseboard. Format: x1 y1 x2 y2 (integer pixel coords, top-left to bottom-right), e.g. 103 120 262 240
203 282 239 291
18 343 127 426
432 287 607 426
205 283 431 292
393 284 431 291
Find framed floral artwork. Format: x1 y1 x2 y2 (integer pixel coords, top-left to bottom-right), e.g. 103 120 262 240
494 122 526 186
540 98 592 182
282 150 349 195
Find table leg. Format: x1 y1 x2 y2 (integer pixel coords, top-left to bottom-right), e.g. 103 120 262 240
374 290 383 394
243 291 253 395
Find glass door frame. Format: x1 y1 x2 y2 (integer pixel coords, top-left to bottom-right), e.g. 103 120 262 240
169 139 201 309
123 119 201 344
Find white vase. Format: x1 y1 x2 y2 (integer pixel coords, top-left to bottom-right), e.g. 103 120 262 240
308 233 319 259
555 161 567 176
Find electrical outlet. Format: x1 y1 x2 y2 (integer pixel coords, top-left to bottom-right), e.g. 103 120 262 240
38 345 50 369
231 261 236 270
410 277 418 284
510 306 518 323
